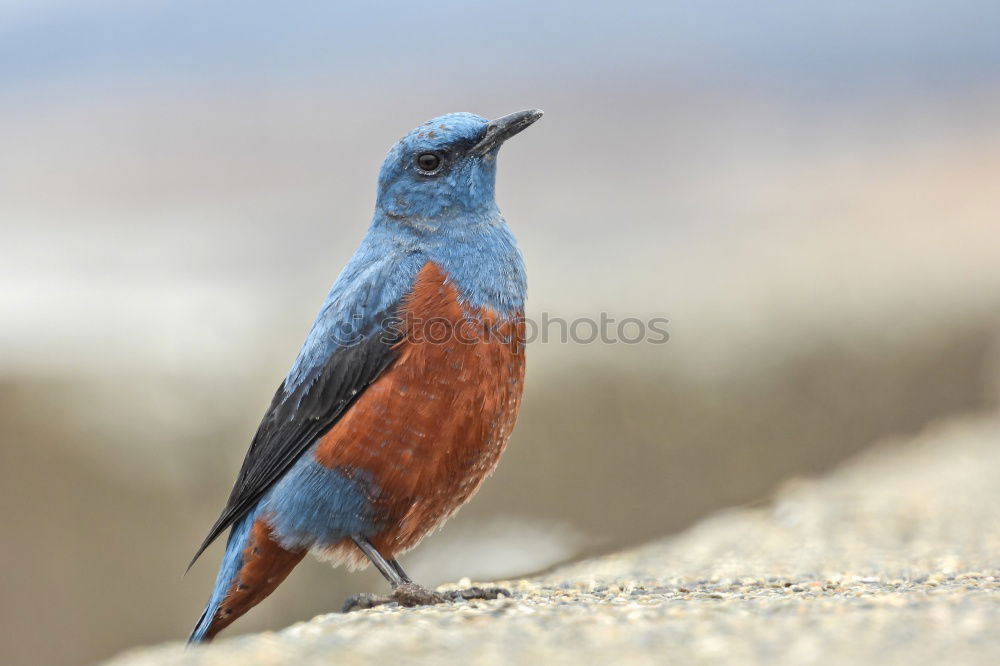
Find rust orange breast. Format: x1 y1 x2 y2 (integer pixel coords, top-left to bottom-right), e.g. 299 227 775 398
313 261 525 561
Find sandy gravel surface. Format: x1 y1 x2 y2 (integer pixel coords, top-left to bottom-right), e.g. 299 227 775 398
107 413 1000 666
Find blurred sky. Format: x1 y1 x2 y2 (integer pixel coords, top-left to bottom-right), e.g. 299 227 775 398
2 1 999 92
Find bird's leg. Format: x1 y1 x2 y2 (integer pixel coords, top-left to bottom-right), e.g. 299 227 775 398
341 537 511 612
352 536 409 588
388 558 413 584
342 537 446 612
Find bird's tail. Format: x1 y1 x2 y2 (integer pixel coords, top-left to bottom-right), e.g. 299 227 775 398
189 510 305 644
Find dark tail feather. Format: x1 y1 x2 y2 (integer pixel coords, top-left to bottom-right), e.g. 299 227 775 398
188 511 305 643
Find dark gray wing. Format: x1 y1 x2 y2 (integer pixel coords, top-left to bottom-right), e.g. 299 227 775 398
188 314 400 568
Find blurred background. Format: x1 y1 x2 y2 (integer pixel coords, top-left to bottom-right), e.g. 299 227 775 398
2 2 1000 664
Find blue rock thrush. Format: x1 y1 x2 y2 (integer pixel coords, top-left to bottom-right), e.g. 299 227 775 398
188 109 543 642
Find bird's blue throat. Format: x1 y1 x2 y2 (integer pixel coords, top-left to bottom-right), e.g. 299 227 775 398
283 111 539 390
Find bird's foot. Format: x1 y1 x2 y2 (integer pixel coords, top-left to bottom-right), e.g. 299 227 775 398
342 583 445 612
443 586 511 602
342 583 511 612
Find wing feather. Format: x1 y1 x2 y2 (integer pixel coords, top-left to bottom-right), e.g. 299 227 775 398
188 311 401 569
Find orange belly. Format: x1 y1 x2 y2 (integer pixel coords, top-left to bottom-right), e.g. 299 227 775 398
313 261 525 564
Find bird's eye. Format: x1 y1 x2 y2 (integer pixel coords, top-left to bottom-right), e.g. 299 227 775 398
416 152 442 173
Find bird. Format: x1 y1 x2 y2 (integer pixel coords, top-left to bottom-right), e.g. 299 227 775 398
187 109 542 642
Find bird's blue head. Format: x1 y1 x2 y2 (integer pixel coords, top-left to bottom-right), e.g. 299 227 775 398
375 110 543 226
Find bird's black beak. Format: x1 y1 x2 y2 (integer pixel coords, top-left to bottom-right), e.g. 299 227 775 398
470 109 544 155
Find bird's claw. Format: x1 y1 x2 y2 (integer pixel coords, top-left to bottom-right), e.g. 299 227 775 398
389 582 447 606
342 583 444 612
443 585 510 602
341 592 383 613
341 583 510 612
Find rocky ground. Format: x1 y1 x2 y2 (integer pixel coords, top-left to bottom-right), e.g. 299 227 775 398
107 411 1000 666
